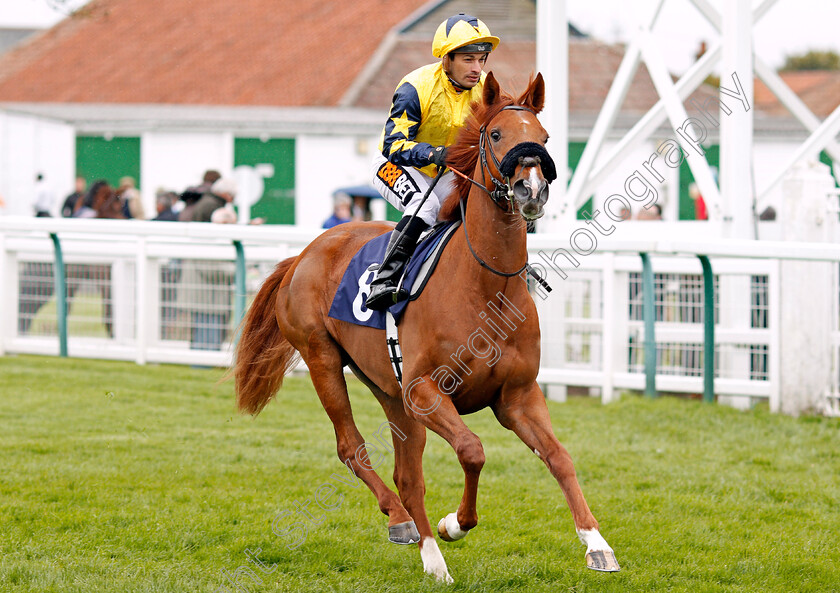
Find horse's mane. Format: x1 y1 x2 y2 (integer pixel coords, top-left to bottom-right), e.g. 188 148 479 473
438 91 516 222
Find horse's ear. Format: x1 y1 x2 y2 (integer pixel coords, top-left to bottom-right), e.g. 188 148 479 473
520 72 546 114
483 71 501 106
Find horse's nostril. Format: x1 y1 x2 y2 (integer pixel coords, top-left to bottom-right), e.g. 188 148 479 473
538 180 549 202
513 180 531 201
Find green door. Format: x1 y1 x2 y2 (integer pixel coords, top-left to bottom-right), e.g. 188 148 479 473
233 138 295 224
679 145 719 220
569 141 593 219
76 136 141 188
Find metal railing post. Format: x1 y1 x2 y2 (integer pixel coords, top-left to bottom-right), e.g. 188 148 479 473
698 255 716 403
233 240 247 330
49 232 68 357
640 252 657 397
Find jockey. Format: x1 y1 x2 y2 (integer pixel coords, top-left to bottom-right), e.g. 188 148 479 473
366 13 499 311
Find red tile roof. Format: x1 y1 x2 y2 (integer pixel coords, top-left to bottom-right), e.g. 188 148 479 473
350 37 718 117
0 0 425 106
754 70 840 118
0 0 761 122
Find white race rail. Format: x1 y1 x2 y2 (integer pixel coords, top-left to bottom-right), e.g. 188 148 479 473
1 217 838 412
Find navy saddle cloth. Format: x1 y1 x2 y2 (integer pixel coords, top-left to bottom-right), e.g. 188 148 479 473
328 221 460 330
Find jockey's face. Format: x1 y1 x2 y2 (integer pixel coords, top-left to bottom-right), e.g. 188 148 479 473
445 52 488 89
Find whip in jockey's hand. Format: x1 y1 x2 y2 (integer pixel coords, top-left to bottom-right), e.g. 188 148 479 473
366 13 500 311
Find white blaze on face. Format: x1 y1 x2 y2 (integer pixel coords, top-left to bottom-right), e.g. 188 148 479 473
528 167 542 201
420 536 453 583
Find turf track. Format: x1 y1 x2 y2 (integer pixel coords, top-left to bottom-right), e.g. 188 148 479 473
0 354 838 592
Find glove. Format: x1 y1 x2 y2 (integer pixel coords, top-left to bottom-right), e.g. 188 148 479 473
430 145 448 168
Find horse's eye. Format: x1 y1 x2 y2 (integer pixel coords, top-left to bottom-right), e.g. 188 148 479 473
490 130 501 142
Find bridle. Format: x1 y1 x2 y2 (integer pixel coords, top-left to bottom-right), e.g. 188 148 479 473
447 103 555 285
448 104 535 213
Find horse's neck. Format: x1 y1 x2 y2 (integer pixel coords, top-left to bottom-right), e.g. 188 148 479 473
459 182 529 289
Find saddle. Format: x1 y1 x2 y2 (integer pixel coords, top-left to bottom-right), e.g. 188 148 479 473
328 221 461 330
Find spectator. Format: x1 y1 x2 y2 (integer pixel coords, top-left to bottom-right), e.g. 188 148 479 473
688 183 707 220
33 173 56 217
211 206 237 224
759 206 777 221
323 193 353 228
636 204 662 220
617 205 631 221
191 177 237 222
350 196 373 221
180 205 237 355
61 176 87 217
152 190 180 221
689 167 717 221
351 194 372 221
154 189 184 339
118 176 144 220
179 169 221 222
73 180 110 219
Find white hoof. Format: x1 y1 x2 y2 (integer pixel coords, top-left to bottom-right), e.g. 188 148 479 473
420 536 453 583
577 529 621 572
585 549 621 572
437 512 468 542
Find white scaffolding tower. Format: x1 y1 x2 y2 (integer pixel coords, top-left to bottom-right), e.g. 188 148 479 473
537 0 840 239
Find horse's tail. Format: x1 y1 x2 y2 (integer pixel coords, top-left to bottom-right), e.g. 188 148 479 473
233 256 301 415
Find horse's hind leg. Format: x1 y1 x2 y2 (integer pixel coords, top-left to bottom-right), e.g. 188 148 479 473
492 383 620 572
302 337 414 536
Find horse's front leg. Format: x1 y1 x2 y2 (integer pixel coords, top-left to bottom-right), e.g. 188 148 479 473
403 377 484 544
492 383 620 572
372 392 454 584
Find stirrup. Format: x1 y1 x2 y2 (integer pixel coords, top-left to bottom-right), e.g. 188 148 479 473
366 284 407 311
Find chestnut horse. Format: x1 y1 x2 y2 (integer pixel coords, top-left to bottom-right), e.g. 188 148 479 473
233 73 619 582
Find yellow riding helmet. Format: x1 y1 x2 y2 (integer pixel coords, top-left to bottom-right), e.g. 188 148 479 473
432 13 500 58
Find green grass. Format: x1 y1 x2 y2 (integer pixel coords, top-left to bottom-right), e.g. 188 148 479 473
0 355 838 593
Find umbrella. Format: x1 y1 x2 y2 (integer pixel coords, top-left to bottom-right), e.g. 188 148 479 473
333 185 383 200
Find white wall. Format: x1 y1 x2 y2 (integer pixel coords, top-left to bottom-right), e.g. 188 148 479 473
752 140 832 217
295 134 380 229
140 131 233 219
0 111 74 217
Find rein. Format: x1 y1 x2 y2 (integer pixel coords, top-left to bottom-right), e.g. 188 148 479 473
458 198 528 278
457 197 550 290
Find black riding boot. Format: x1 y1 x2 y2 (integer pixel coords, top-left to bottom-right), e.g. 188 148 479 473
365 217 428 311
